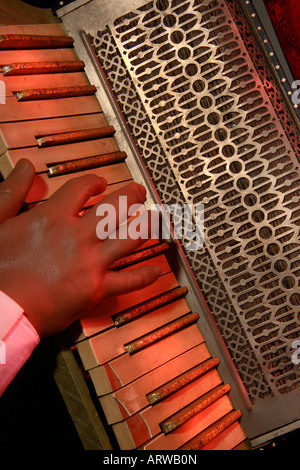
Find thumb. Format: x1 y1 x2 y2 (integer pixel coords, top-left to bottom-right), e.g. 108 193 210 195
0 159 35 224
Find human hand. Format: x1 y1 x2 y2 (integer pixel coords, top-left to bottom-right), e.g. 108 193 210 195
0 159 161 337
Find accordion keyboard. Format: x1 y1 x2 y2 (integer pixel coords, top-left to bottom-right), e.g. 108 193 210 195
0 23 248 450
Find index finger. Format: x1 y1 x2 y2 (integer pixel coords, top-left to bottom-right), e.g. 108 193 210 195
44 173 107 217
0 159 35 224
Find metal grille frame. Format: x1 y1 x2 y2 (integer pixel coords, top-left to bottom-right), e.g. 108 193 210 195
86 0 300 438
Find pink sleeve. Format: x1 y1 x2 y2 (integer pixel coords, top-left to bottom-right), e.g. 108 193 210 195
0 291 40 396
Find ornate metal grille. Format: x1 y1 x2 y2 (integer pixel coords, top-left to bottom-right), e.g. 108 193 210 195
88 0 300 406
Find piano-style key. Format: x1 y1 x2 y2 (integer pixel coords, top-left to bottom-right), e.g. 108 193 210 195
0 24 70 37
147 356 220 404
2 137 119 174
15 85 97 102
37 126 115 148
140 395 233 450
161 383 231 434
1 60 85 76
80 294 190 365
0 49 78 66
125 311 199 354
0 34 74 49
96 342 212 415
48 152 127 177
77 270 177 339
110 241 169 270
0 113 108 152
201 420 246 450
180 409 242 450
1 72 89 97
0 95 101 123
89 324 204 387
113 285 188 326
113 380 229 449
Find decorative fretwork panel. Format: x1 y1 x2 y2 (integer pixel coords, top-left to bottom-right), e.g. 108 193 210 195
89 0 300 402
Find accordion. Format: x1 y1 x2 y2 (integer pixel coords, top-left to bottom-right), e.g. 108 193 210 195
0 0 299 450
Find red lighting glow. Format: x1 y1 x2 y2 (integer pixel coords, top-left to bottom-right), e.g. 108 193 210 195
264 0 300 80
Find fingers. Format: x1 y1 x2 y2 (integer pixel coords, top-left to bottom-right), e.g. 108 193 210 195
0 159 35 224
45 173 107 216
102 264 162 298
84 181 146 236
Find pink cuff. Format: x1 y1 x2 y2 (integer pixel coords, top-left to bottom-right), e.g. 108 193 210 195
0 291 40 396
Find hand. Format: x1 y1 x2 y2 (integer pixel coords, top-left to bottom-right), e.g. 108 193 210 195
0 159 161 337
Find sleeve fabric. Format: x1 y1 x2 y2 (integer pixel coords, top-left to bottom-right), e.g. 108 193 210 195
0 291 40 396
